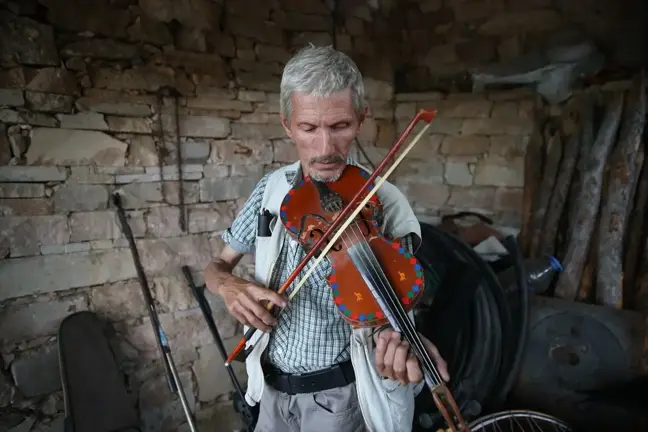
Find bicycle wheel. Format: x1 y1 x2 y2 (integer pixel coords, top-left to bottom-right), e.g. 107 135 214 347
467 410 571 432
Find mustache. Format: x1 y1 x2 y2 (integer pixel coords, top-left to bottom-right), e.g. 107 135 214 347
309 154 345 164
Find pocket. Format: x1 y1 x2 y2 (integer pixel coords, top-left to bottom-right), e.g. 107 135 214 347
311 383 361 417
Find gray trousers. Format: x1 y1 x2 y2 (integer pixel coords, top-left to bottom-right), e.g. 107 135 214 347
253 381 367 432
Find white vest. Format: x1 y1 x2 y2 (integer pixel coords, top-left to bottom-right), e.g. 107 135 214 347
243 161 425 432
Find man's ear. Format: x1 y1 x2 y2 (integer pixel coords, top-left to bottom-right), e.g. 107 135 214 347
358 105 368 126
280 115 293 139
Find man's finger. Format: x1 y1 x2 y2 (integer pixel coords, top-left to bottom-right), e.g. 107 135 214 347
249 285 287 308
406 353 422 383
241 293 278 326
393 340 410 384
240 306 272 333
382 332 401 379
422 336 449 381
374 332 388 375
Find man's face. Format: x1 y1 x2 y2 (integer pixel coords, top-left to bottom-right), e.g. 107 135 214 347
281 89 365 182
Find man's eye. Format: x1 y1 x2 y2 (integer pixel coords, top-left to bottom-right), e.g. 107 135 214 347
333 123 349 129
300 124 316 132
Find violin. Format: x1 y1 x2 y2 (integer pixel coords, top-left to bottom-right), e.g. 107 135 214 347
224 109 470 431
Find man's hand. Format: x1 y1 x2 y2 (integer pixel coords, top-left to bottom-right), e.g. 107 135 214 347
219 278 287 332
374 328 450 385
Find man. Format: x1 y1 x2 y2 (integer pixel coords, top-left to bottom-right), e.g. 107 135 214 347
204 45 449 432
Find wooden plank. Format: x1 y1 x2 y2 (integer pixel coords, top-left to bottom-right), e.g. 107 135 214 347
553 91 625 300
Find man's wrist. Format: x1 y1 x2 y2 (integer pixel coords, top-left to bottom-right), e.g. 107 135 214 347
204 260 237 296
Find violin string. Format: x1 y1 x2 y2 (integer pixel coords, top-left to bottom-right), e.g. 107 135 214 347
338 220 443 386
348 228 442 384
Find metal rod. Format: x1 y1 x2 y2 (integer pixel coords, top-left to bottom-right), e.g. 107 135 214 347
112 193 198 432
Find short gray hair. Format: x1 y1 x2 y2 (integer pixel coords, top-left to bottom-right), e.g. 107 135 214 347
280 45 366 120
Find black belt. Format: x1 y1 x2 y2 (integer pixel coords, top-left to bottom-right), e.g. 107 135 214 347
264 361 355 395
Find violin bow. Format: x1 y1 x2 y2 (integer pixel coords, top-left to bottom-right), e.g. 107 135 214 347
225 109 436 365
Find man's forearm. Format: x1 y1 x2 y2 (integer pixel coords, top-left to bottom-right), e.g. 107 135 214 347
204 259 238 296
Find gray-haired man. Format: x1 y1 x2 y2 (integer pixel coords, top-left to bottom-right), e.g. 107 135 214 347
204 45 449 432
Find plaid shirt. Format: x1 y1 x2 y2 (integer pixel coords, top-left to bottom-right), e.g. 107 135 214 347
222 161 415 373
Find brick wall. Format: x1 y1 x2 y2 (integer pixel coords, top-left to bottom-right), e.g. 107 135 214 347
0 0 638 430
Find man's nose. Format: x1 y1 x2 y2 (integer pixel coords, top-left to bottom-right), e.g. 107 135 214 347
317 128 335 153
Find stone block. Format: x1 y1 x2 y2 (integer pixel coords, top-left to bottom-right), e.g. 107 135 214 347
279 0 329 14
185 97 253 112
494 187 523 212
187 203 234 234
194 341 246 402
0 66 25 88
0 198 51 216
230 123 285 140
395 92 444 102
462 117 533 135
0 12 58 67
139 370 196 432
196 401 245 432
0 249 137 301
106 116 153 134
41 242 91 255
113 183 165 209
440 136 490 156
474 157 524 187
25 92 74 113
145 206 184 238
27 128 127 166
176 27 207 52
479 10 563 36
0 89 24 106
227 16 283 46
128 136 159 166
255 44 292 63
436 99 493 118
179 116 230 138
88 279 148 322
489 135 528 158
364 77 394 101
491 102 519 118
0 108 57 127
238 91 266 102
200 176 258 202
406 183 450 207
0 183 45 198
0 166 67 182
75 97 153 117
41 0 131 37
209 139 273 165
92 66 176 92
69 210 146 242
68 166 114 184
10 345 62 398
270 139 296 163
24 67 78 95
127 13 174 45
1 296 87 345
446 186 497 210
57 112 109 130
134 235 212 275
139 0 221 30
236 71 281 92
152 274 198 312
444 161 474 186
53 184 109 212
61 39 143 60
1 215 69 257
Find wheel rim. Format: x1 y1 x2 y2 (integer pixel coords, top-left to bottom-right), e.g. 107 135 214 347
467 410 571 432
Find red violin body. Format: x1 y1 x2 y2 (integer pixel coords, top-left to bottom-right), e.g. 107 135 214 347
279 164 425 328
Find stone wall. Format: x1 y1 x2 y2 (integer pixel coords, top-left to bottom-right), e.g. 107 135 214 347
0 0 640 431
